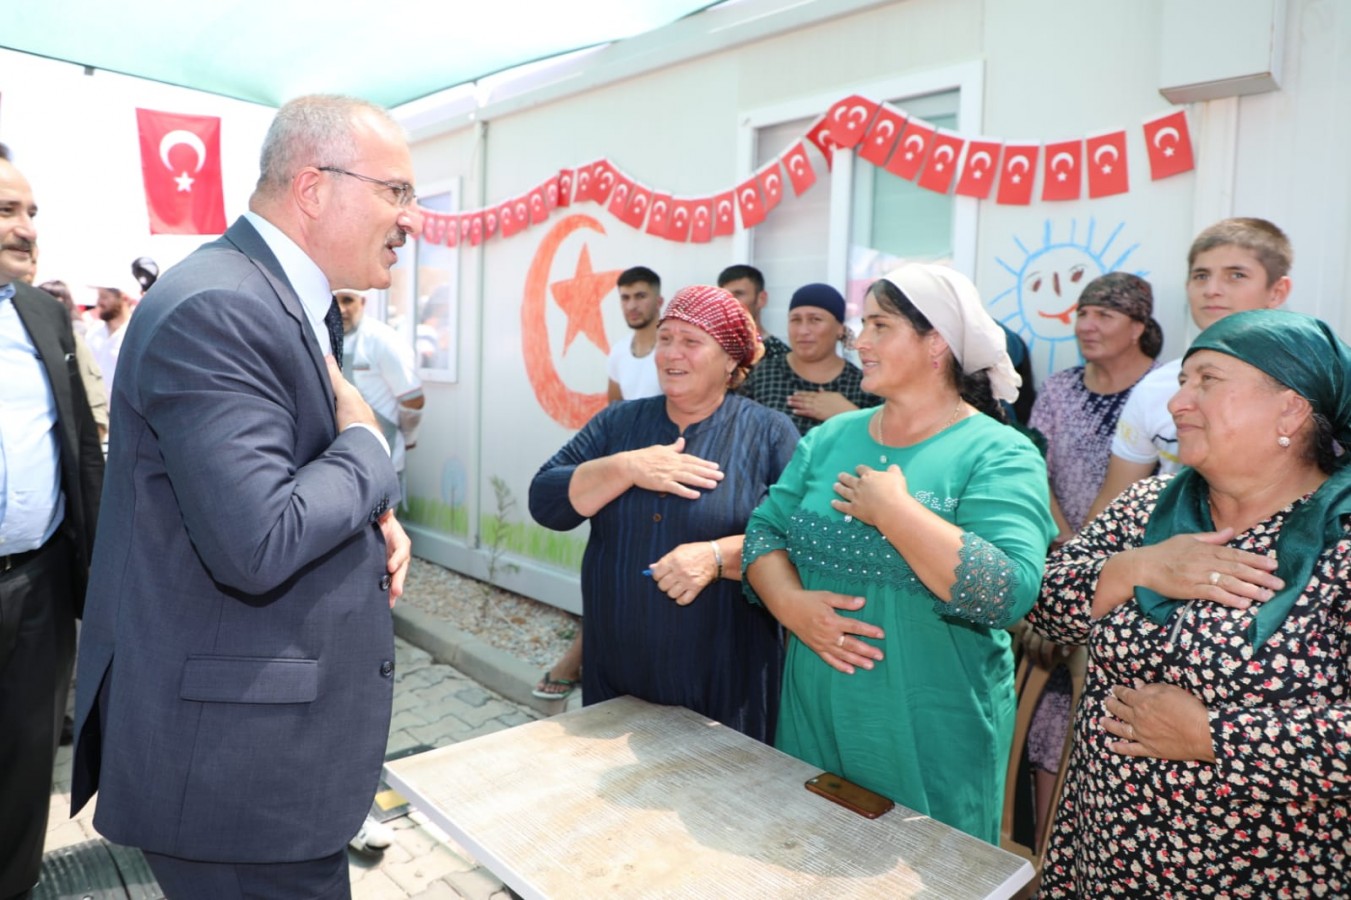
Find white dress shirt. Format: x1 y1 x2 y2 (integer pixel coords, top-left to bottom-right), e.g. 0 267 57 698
0 282 65 553
242 211 389 457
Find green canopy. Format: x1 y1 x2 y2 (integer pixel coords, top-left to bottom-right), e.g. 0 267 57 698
2 0 724 108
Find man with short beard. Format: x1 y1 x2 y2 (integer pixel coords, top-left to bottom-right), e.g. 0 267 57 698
84 286 131 398
0 155 103 899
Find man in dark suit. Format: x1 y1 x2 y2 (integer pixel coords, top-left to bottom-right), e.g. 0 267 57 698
72 95 418 898
0 157 103 899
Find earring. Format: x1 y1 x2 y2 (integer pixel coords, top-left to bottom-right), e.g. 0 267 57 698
931 358 939 370
1277 435 1292 448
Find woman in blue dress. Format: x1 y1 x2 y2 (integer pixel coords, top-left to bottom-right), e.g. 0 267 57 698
529 285 799 742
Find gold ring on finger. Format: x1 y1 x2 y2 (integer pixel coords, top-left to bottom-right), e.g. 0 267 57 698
837 634 845 648
1209 571 1221 586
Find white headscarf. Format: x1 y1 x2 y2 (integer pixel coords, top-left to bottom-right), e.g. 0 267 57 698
879 263 1021 404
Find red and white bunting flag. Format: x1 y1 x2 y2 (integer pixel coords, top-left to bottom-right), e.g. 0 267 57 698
712 190 736 237
591 160 617 205
496 201 515 238
666 199 693 242
916 130 966 194
646 193 673 237
444 213 458 248
825 95 879 150
954 139 1002 199
804 115 838 170
884 117 936 181
780 142 817 196
606 172 635 220
465 213 484 246
621 183 653 229
528 188 548 224
556 169 575 207
1085 130 1129 198
135 108 227 234
758 162 785 214
735 178 766 229
1042 139 1083 202
512 196 531 231
689 199 714 243
858 106 907 167
421 213 446 245
996 143 1040 205
543 176 561 211
572 165 595 203
1143 110 1195 180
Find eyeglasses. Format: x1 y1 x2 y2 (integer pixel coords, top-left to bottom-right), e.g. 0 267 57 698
318 166 417 208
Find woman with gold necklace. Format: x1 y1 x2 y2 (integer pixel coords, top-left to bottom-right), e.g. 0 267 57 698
744 263 1055 843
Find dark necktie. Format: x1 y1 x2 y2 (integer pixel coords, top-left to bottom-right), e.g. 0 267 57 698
325 296 344 371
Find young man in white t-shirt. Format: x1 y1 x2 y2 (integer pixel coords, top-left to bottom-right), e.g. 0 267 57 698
1085 218 1293 522
605 266 664 403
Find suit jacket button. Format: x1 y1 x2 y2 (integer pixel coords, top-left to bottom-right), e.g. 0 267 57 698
380 660 394 677
379 574 392 592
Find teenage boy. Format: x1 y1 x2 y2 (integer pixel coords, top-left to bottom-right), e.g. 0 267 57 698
1085 217 1292 522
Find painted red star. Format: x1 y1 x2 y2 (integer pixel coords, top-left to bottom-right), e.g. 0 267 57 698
550 244 620 354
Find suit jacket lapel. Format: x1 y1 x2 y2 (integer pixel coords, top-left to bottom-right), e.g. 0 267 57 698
220 217 338 430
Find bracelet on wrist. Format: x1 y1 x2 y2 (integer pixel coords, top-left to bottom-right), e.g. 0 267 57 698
709 540 723 580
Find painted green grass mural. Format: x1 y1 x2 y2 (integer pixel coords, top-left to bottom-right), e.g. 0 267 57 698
403 493 584 571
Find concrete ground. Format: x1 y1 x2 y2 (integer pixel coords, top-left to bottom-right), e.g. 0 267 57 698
43 604 582 899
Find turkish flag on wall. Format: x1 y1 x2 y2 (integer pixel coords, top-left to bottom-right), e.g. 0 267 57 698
735 180 767 229
780 142 817 196
954 139 1002 199
824 95 879 149
606 173 635 220
646 194 673 237
621 184 653 229
666 199 693 242
689 199 715 243
1143 110 1195 180
804 115 838 170
422 214 446 245
884 118 936 181
712 191 736 237
136 108 226 234
916 130 965 194
556 170 574 207
1041 139 1083 202
996 143 1040 205
758 163 786 214
857 106 907 168
1085 130 1129 197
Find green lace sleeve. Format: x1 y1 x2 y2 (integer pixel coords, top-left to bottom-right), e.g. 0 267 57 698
741 517 788 606
936 531 1018 627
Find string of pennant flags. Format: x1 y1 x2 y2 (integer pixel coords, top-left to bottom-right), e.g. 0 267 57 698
417 94 1195 248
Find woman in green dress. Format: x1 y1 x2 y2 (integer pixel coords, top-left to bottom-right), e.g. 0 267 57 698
743 263 1055 843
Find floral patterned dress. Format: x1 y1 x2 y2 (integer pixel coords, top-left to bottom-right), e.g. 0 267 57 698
1030 476 1351 897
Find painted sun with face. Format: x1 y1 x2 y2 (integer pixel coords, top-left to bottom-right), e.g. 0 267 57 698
989 218 1146 373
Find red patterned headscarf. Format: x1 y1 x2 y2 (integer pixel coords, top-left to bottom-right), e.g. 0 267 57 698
660 285 764 373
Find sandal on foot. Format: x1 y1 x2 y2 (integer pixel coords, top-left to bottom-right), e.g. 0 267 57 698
532 672 578 700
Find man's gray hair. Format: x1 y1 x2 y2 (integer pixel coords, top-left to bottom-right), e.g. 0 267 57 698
255 95 400 195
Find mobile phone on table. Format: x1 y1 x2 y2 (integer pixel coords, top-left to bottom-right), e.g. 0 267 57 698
804 772 895 819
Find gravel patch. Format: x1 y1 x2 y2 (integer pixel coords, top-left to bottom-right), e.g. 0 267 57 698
400 557 580 670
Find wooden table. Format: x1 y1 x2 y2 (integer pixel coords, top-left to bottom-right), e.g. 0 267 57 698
385 696 1033 899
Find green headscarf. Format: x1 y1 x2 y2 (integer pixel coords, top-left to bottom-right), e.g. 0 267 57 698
1136 309 1351 646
